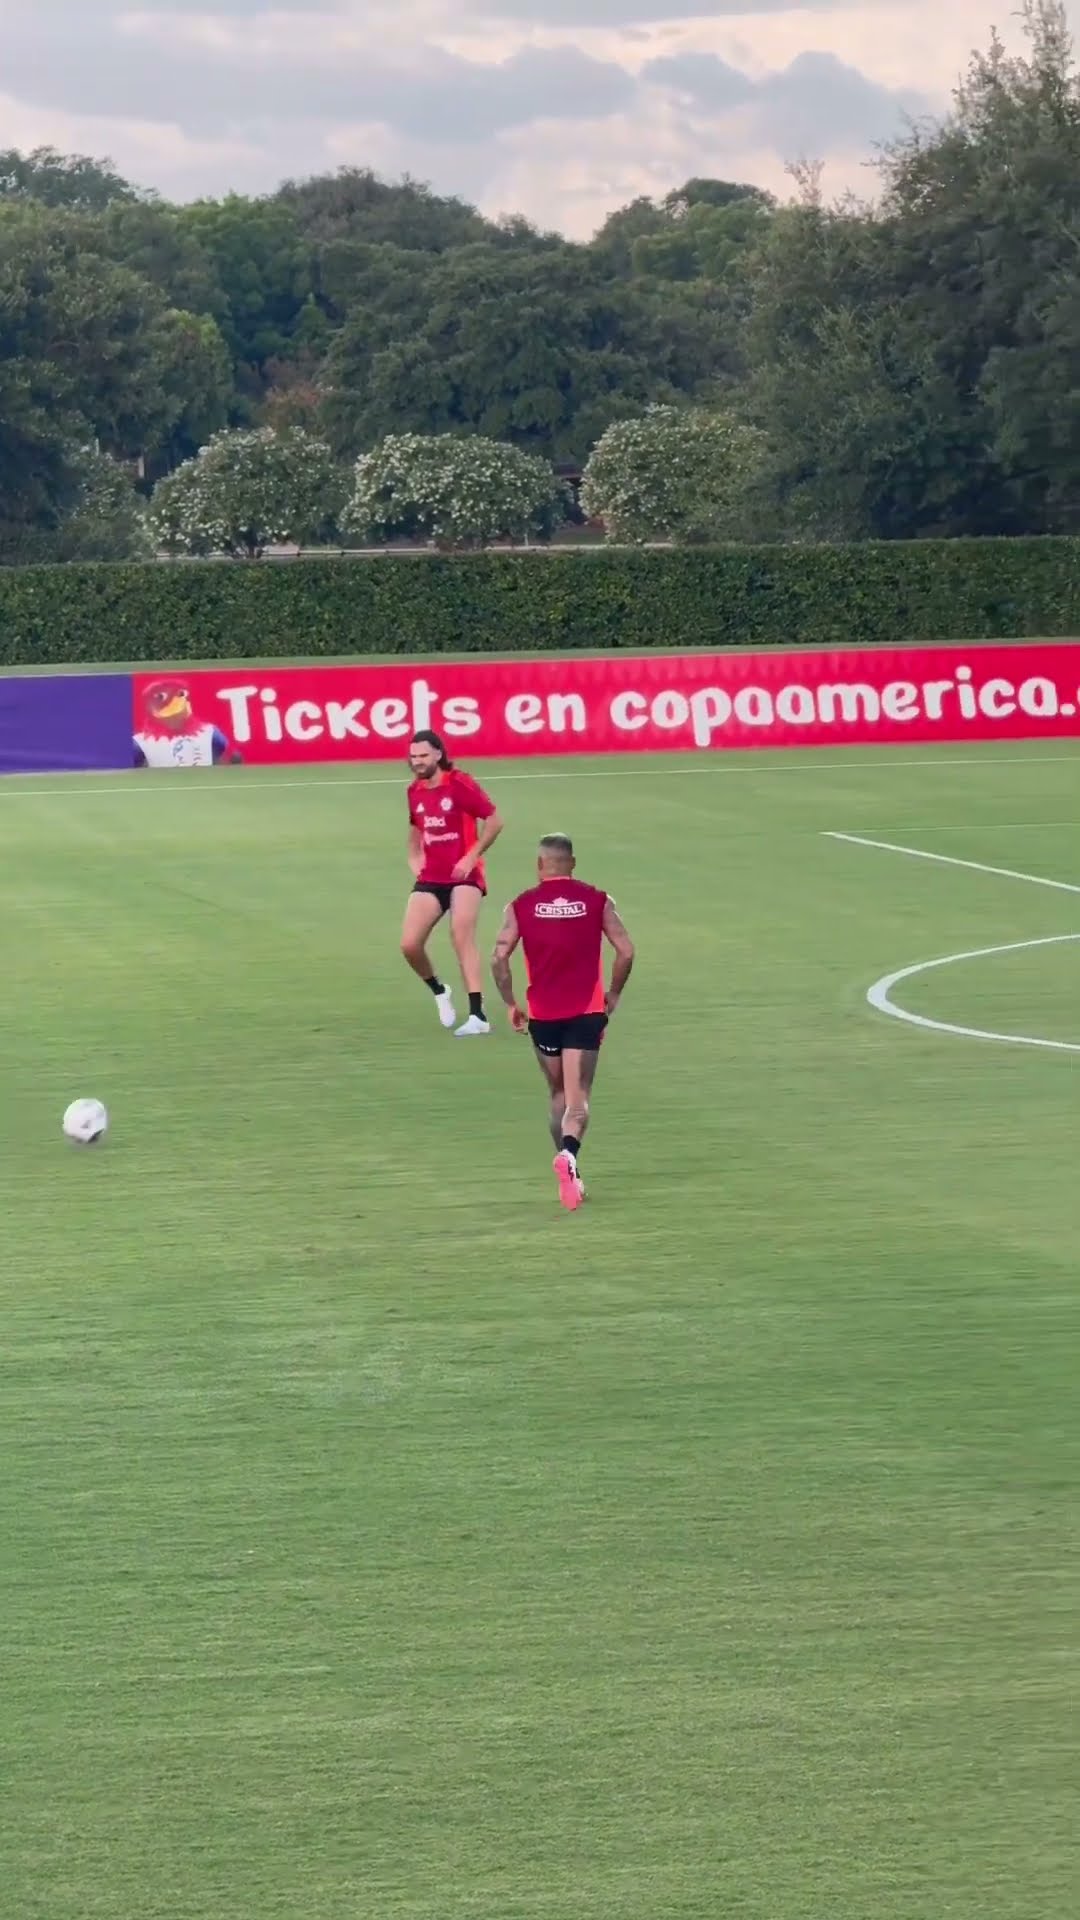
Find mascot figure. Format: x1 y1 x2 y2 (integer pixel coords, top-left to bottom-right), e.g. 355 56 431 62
134 682 242 769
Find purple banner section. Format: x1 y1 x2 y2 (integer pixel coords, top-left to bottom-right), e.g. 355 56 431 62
0 673 133 774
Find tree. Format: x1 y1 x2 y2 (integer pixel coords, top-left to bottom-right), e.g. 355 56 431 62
275 168 491 253
322 244 693 462
878 0 1080 533
631 195 773 285
0 202 234 475
47 447 153 561
18 43 1080 554
0 373 83 563
0 433 150 566
147 309 234 474
257 352 324 434
591 197 672 278
663 178 774 217
737 200 968 539
0 147 139 212
314 237 435 330
175 197 314 406
344 432 568 549
581 406 764 543
148 427 347 558
740 2 1080 539
315 244 439 447
97 200 226 319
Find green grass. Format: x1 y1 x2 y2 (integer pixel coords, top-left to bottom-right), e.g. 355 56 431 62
2 741 1078 1920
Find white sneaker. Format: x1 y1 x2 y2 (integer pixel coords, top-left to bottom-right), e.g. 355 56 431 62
435 989 457 1030
454 1014 491 1037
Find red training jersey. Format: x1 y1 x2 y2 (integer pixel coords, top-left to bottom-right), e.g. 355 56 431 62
512 876 609 1021
408 768 496 886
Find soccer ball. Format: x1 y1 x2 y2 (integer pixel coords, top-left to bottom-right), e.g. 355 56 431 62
62 1098 108 1145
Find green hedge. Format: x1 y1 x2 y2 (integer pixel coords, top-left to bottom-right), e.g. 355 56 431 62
2 539 1080 666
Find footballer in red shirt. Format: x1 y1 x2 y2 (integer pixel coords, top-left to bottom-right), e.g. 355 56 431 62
401 729 504 1036
491 832 635 1209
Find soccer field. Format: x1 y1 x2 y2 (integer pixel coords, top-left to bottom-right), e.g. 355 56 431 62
2 741 1077 1920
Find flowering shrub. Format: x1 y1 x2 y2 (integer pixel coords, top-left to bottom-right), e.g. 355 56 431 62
345 432 569 549
581 406 764 543
149 427 348 558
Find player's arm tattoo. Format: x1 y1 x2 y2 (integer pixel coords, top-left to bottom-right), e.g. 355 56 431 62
490 903 521 1006
602 896 635 998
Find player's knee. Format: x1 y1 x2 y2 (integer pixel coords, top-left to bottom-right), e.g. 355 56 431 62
401 936 424 965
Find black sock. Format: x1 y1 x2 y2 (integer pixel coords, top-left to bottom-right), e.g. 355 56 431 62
424 975 445 996
561 1134 581 1160
469 992 485 1018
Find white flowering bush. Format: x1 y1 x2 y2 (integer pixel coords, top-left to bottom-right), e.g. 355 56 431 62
344 432 569 549
581 406 765 544
149 427 348 558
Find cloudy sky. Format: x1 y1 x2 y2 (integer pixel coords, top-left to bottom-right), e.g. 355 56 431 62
0 1 1057 235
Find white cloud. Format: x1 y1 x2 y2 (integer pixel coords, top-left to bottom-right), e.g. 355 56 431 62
0 89 271 198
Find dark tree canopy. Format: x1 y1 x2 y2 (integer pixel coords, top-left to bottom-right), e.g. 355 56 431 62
0 146 140 212
2 6 1079 557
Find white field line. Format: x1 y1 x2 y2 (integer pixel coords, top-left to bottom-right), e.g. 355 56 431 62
824 831 1080 897
866 935 1080 1054
2 749 1079 801
826 830 1080 1055
834 821 1080 834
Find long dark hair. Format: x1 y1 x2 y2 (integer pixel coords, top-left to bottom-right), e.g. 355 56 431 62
411 728 453 770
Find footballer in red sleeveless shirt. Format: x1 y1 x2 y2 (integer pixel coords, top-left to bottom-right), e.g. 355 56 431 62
400 730 503 1037
491 832 635 1210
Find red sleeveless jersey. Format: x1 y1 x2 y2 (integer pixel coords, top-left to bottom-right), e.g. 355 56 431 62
512 876 608 1020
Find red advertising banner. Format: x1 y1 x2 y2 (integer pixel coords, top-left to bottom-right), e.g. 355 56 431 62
131 645 1080 767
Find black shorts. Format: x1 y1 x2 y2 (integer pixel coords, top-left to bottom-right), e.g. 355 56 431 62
529 1013 608 1056
412 879 486 915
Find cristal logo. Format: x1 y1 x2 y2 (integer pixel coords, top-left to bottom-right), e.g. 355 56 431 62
536 898 587 919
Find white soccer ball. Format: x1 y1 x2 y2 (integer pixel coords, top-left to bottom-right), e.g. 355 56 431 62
62 1098 108 1145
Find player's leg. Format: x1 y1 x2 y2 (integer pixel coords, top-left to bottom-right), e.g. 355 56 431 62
400 889 456 1029
553 1047 600 1209
448 884 490 1036
533 1043 566 1150
561 1047 599 1153
400 888 444 981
